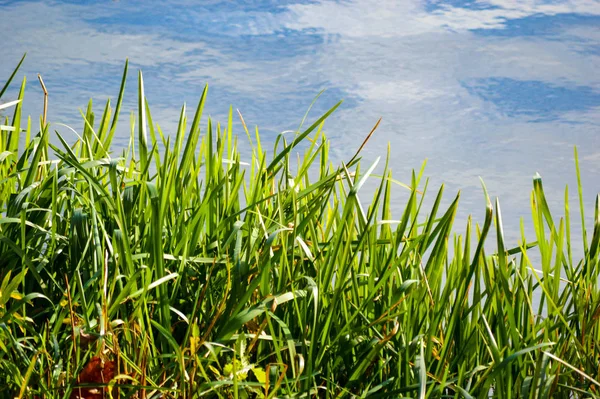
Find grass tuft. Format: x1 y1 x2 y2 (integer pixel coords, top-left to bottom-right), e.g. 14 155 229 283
0 56 599 398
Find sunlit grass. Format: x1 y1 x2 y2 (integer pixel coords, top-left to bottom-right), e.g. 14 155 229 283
1 55 599 398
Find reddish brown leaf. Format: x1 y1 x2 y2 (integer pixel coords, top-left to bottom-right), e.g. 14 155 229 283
70 356 116 399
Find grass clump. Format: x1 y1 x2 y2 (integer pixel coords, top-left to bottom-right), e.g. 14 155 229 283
1 55 599 398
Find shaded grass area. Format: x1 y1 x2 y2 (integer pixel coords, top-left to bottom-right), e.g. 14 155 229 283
1 55 599 398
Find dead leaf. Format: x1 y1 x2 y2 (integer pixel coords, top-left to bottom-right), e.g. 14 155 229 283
70 356 116 399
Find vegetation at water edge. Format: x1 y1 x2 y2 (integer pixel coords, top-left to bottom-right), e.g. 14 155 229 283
1 55 599 398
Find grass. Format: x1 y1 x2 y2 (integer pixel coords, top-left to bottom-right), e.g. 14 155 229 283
0 54 599 398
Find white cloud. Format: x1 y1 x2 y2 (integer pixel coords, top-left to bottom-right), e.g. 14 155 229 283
560 104 600 125
424 0 600 30
282 0 600 36
3 3 212 68
284 0 436 37
482 0 600 16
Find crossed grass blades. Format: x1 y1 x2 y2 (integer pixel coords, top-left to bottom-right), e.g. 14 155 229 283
0 54 599 398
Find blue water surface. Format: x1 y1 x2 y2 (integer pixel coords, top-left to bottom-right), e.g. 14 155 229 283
2 0 600 245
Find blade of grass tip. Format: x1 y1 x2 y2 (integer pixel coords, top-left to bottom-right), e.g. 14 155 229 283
341 162 367 229
475 177 493 261
573 147 588 253
266 101 342 173
144 96 159 150
227 106 233 159
237 108 253 147
138 71 148 174
415 159 427 188
295 89 326 135
8 76 25 154
350 156 380 196
0 99 21 112
106 59 128 148
78 108 106 157
37 74 48 127
371 173 416 193
564 185 573 268
173 103 186 160
533 172 556 234
80 99 94 158
347 117 381 166
0 53 26 100
254 124 263 160
52 129 80 163
24 116 31 149
420 184 445 253
93 98 111 156
496 197 506 268
178 85 208 179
